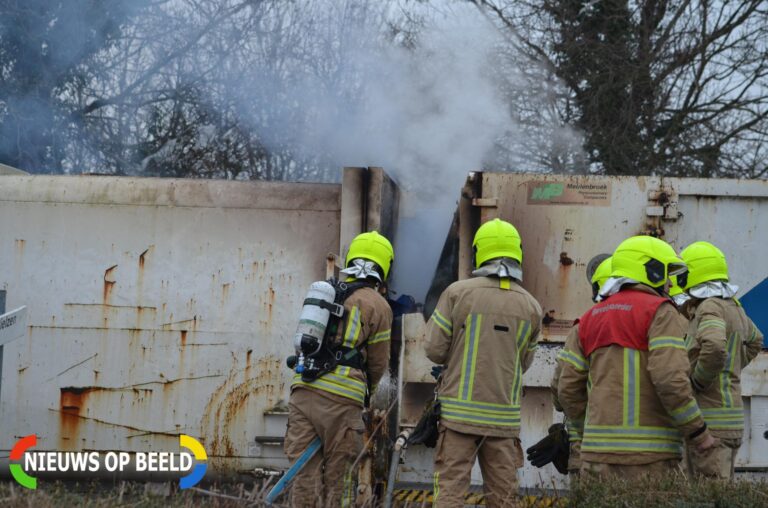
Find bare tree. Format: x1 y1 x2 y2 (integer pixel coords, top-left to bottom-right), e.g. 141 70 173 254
64 0 400 181
0 0 150 173
472 0 768 177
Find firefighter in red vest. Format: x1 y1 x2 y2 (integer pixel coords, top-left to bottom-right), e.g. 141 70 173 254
529 255 613 476
557 236 716 477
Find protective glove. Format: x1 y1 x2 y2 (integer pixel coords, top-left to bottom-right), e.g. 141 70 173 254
430 365 443 380
526 423 569 475
407 400 441 448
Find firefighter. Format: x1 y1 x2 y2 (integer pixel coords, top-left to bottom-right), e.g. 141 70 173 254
669 274 691 309
425 218 543 507
590 255 613 303
542 255 614 475
680 241 763 478
558 235 716 478
284 231 394 507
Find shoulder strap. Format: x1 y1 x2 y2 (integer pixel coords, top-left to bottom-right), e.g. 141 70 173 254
330 278 369 304
324 278 370 350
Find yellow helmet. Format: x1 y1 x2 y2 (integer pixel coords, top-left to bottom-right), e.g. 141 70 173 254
345 231 394 279
611 236 687 289
590 254 611 301
679 241 728 290
473 218 522 268
591 256 613 289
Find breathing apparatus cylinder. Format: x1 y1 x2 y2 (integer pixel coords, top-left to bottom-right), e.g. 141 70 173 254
292 281 341 374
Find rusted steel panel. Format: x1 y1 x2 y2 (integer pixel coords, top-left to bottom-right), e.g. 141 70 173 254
0 175 341 474
474 173 768 342
480 173 660 342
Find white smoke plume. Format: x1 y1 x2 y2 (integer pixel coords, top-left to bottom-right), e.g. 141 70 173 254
226 1 580 300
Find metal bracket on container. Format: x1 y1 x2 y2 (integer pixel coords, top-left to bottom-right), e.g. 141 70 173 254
326 253 342 279
647 188 680 221
642 185 679 236
471 197 498 208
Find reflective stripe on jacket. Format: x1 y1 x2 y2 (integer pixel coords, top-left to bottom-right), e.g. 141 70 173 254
425 276 543 438
292 286 392 406
558 285 707 465
686 297 763 438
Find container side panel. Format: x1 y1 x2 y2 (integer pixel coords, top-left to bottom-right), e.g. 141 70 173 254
0 176 341 471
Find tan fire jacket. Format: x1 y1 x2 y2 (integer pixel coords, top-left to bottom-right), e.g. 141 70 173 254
425 276 543 438
292 285 392 406
686 296 763 439
551 345 584 444
558 285 710 465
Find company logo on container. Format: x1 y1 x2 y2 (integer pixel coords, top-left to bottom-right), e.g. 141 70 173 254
8 434 207 489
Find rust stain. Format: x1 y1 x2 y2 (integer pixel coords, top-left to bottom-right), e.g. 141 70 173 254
127 329 141 375
60 385 154 441
15 238 25 253
138 248 150 270
180 330 187 346
136 306 148 329
267 284 276 322
59 387 90 449
642 223 665 238
222 283 231 302
558 251 573 292
201 357 284 457
245 349 253 380
103 265 118 304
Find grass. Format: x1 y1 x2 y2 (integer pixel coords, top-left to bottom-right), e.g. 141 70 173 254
567 473 768 508
0 480 278 507
1 474 767 507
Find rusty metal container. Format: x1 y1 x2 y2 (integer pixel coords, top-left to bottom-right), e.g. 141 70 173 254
0 170 396 482
397 172 768 490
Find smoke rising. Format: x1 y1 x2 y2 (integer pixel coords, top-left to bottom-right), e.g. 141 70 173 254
228 1 571 301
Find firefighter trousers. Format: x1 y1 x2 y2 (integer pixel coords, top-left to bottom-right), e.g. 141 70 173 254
581 458 681 479
685 438 741 479
284 388 365 508
432 425 523 508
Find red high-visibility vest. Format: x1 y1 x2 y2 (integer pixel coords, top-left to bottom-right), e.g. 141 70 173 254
579 289 668 357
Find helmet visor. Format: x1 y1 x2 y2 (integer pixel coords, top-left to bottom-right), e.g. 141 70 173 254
668 262 688 277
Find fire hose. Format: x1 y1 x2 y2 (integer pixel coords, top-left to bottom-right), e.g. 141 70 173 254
383 429 410 508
